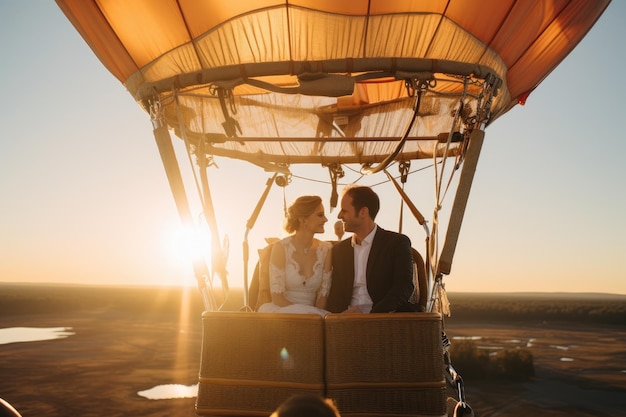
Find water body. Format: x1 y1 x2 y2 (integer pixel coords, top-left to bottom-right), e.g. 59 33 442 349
0 327 74 345
138 384 198 399
0 328 198 400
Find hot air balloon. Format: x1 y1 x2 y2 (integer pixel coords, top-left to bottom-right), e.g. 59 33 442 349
50 1 611 416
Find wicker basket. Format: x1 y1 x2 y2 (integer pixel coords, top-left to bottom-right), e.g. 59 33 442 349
196 311 446 416
324 313 447 417
196 312 325 416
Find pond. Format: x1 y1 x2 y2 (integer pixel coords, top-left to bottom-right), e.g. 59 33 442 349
0 327 74 345
0 326 198 400
138 384 198 400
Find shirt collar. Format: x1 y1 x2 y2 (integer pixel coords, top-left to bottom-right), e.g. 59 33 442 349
351 224 377 247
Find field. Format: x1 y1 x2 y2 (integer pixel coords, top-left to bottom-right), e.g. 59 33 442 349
1 284 625 417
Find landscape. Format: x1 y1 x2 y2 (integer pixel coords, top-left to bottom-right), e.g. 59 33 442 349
1 283 624 417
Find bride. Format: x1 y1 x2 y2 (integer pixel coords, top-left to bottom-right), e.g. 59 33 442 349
257 195 333 316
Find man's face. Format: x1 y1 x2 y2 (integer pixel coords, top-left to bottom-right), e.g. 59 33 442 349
338 193 361 233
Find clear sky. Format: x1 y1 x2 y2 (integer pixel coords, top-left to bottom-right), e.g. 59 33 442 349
1 1 625 294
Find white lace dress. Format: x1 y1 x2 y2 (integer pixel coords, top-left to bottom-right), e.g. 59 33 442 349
257 236 332 316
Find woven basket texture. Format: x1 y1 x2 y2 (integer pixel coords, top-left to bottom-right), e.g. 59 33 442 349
196 312 324 415
196 312 446 416
325 313 446 416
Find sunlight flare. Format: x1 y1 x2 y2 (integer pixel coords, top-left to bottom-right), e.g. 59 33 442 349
165 225 212 286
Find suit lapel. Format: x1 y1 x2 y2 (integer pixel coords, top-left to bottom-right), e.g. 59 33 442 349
338 239 355 291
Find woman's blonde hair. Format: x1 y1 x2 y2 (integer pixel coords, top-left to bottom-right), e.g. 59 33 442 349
284 195 322 233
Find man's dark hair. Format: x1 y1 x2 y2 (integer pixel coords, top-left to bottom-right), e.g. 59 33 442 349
344 186 380 220
271 394 340 417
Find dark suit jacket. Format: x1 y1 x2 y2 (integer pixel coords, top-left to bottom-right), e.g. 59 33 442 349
326 226 417 313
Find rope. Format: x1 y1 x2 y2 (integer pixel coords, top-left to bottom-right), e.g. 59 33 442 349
174 90 230 307
360 78 428 175
429 79 468 281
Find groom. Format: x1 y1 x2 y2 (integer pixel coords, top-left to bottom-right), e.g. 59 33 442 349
326 185 420 313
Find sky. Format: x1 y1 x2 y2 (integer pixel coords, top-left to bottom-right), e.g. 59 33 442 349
1 1 625 295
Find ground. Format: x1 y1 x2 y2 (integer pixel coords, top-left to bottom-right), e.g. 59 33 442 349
1 285 624 417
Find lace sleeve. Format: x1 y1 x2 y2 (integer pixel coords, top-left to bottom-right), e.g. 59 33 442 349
318 269 332 298
269 263 286 294
316 241 332 298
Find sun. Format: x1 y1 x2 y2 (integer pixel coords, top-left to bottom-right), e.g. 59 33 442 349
166 224 213 286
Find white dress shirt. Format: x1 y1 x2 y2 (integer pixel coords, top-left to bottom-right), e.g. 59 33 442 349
350 225 376 312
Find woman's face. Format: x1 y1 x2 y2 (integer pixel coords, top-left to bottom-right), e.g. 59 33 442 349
304 203 328 234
